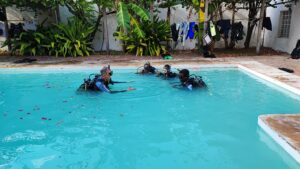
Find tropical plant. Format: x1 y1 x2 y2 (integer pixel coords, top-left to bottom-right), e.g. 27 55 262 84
3 30 47 56
116 1 150 32
114 16 171 56
45 18 94 57
2 18 94 57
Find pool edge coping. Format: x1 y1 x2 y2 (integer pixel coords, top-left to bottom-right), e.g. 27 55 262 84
258 116 300 164
237 64 300 96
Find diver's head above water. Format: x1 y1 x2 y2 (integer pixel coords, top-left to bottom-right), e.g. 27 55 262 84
163 64 171 73
179 69 190 83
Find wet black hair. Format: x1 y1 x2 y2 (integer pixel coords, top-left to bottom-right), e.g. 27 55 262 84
164 64 171 71
179 69 189 77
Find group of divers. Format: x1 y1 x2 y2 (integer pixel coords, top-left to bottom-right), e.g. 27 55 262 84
78 62 207 94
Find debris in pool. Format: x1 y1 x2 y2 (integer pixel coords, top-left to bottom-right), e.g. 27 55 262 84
68 111 72 114
41 117 48 120
120 113 124 117
56 120 64 125
19 117 23 120
18 109 23 112
48 118 52 121
3 113 7 117
33 107 40 111
63 100 68 103
26 112 31 115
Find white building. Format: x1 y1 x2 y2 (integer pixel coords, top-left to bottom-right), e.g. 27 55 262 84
264 2 300 53
1 3 299 54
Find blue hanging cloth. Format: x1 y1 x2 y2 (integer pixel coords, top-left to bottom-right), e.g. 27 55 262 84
186 22 196 40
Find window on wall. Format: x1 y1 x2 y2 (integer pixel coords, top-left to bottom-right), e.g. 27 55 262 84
278 10 292 38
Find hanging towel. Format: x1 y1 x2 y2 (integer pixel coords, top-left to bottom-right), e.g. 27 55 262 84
171 23 179 42
179 22 189 47
231 22 244 42
0 11 5 22
209 21 216 37
187 22 196 39
262 17 272 31
217 20 231 39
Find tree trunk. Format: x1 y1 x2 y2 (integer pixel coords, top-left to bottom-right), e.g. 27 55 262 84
244 19 256 49
55 5 61 23
218 4 228 49
229 2 236 49
166 7 171 49
103 8 110 54
150 2 154 22
244 7 258 48
1 7 11 51
256 0 266 54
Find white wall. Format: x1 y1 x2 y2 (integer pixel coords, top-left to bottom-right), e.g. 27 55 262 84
264 3 300 53
0 6 57 50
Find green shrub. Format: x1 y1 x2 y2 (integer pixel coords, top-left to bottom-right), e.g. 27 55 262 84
3 18 94 57
114 16 171 56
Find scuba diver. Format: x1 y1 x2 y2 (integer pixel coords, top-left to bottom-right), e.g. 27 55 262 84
156 64 177 79
174 69 207 90
136 62 157 74
78 66 135 93
101 65 133 88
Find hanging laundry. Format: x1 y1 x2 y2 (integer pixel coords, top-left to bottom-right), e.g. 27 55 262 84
23 20 37 31
262 17 272 31
291 40 300 59
187 22 196 39
209 21 216 37
0 10 5 21
0 22 6 37
179 22 189 47
217 20 231 39
9 23 24 38
203 34 212 45
171 23 179 42
194 24 199 32
231 22 244 42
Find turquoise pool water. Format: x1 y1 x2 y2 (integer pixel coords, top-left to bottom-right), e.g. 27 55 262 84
1 68 300 169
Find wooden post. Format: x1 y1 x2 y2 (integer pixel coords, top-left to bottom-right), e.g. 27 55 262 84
256 0 266 54
229 2 236 48
203 0 209 42
55 6 61 23
1 7 11 51
103 8 110 55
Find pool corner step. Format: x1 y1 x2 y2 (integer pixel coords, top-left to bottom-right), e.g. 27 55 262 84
258 114 300 164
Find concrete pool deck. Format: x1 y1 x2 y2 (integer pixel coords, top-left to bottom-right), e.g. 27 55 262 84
259 115 300 164
1 55 300 163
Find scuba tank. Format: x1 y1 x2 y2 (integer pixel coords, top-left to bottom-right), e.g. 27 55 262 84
78 74 100 91
189 74 207 88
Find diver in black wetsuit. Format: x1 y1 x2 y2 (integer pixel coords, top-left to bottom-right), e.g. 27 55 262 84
137 62 157 74
157 64 177 79
175 69 207 90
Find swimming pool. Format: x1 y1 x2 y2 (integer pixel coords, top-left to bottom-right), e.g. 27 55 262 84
0 68 300 169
